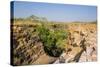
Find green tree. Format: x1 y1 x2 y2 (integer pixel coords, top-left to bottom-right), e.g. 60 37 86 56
37 24 67 57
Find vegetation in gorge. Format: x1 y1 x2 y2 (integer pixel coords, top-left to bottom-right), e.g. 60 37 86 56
12 15 97 65
36 23 67 57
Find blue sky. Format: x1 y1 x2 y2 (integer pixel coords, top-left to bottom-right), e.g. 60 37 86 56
12 1 97 22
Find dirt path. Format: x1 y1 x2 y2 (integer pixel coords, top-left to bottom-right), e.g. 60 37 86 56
32 54 57 64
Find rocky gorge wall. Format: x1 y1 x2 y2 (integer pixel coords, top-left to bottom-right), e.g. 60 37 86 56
54 23 97 63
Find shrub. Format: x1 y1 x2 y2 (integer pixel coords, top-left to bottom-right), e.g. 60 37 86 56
37 23 67 57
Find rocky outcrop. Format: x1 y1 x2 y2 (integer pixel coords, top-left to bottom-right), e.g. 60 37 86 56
12 25 45 65
67 23 97 62
54 23 97 63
